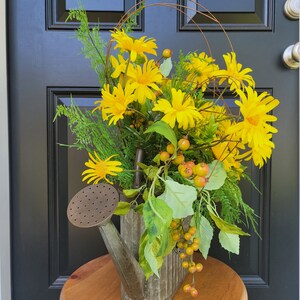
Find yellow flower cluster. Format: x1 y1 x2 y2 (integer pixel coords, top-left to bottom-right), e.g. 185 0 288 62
82 30 279 184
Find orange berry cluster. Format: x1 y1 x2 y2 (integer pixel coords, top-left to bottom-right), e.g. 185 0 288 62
159 137 210 187
178 161 209 188
159 138 187 162
170 220 203 297
183 283 199 297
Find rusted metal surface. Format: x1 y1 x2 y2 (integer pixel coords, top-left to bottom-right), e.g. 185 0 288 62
121 209 187 300
67 179 186 300
67 184 119 228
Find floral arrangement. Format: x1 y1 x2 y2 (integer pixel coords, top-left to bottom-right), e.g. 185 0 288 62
56 6 279 297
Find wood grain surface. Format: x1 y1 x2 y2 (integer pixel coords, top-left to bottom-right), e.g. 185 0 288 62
60 254 247 300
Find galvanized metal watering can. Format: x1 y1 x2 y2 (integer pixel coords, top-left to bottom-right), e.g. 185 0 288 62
67 182 146 300
67 149 186 300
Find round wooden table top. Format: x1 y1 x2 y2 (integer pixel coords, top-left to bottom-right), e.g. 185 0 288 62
60 253 248 300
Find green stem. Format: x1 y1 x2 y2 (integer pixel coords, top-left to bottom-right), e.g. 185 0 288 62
148 166 164 198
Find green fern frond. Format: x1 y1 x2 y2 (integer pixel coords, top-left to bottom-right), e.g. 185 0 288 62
67 9 108 85
55 102 135 188
211 177 258 234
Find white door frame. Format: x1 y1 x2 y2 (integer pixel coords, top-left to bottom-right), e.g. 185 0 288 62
0 0 11 300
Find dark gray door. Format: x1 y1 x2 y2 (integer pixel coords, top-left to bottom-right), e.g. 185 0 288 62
9 0 299 299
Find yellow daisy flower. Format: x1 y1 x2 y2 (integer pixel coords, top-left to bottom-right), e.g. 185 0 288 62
94 83 136 125
215 52 255 91
228 87 279 167
237 133 275 168
229 87 279 146
185 52 219 91
82 152 123 184
127 60 163 104
211 117 243 171
111 29 157 62
212 141 241 172
249 134 275 168
152 88 202 130
110 55 128 78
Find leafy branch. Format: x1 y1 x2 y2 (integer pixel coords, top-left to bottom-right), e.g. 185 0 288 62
67 9 109 85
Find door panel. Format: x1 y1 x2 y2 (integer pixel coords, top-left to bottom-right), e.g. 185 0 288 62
9 0 299 299
181 0 272 30
47 0 142 30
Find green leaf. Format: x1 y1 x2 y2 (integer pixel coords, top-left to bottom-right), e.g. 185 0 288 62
134 203 144 215
219 231 240 254
143 197 173 241
136 162 148 170
160 179 197 218
207 205 250 236
204 160 227 190
137 163 159 180
192 215 214 259
123 188 140 198
113 201 131 216
144 121 177 149
143 197 175 258
144 241 160 277
159 58 173 77
158 229 176 257
153 153 161 165
142 188 149 201
139 232 155 279
139 232 163 279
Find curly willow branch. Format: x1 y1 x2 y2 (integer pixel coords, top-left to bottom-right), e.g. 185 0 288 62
104 1 234 81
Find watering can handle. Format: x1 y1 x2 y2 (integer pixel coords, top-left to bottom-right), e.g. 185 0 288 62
98 221 145 300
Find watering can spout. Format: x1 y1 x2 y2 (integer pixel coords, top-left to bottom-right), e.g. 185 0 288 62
99 221 145 300
67 183 145 300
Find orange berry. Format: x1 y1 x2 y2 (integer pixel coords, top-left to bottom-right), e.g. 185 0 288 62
185 161 195 169
190 288 199 297
182 261 189 269
172 233 181 241
178 138 190 151
178 164 185 172
193 238 199 244
193 176 206 187
166 143 175 154
193 162 209 177
196 263 203 272
186 247 194 256
184 232 192 241
179 166 193 178
191 243 199 251
173 154 185 165
188 266 197 274
179 252 187 259
170 220 178 229
159 151 170 162
183 284 191 293
162 48 173 58
188 226 197 235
